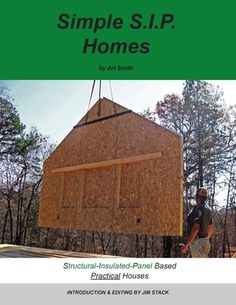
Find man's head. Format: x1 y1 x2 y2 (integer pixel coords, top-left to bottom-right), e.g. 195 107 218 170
196 187 208 203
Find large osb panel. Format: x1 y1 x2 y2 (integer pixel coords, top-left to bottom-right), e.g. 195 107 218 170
38 98 183 236
77 98 128 125
62 172 79 208
81 119 118 163
38 162 62 227
113 113 183 235
83 166 115 208
120 163 141 208
45 128 85 168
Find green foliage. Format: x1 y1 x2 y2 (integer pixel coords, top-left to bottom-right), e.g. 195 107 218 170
0 86 25 157
0 83 54 246
155 81 228 191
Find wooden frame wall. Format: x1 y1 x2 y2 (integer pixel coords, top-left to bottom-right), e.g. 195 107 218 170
38 98 183 236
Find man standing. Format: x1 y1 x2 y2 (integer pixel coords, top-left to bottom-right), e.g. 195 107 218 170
182 187 214 257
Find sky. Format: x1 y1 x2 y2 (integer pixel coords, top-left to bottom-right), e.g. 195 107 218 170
2 80 236 144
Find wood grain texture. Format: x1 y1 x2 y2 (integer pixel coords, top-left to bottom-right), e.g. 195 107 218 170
52 152 162 173
38 98 183 236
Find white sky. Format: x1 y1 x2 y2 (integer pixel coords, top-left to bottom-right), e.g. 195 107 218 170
2 80 236 144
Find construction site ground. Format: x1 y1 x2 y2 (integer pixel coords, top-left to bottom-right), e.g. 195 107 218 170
0 244 116 258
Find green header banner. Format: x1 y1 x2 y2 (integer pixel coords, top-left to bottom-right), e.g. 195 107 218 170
0 0 235 79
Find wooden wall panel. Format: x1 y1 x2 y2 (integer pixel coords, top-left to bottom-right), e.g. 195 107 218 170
81 119 118 163
77 98 128 125
83 166 115 208
38 162 62 228
77 209 113 231
58 208 77 228
38 98 183 236
62 172 78 208
120 163 142 208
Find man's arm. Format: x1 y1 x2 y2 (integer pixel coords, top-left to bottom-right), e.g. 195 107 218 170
182 223 200 254
207 223 214 239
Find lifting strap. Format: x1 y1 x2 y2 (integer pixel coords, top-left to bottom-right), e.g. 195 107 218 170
85 80 96 123
86 80 117 121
